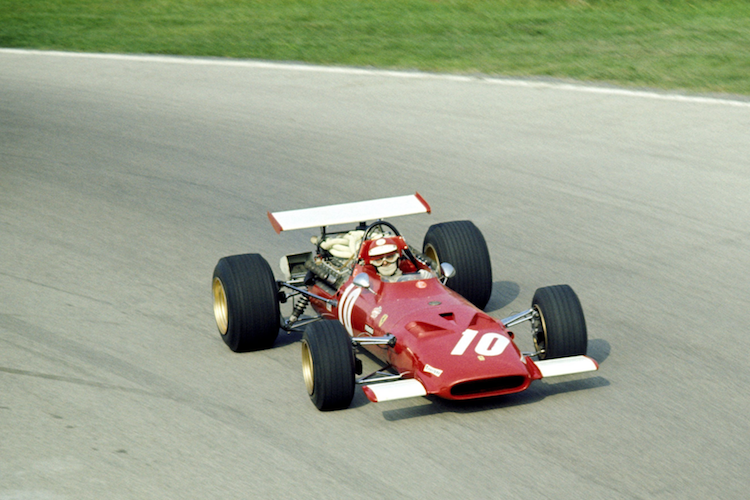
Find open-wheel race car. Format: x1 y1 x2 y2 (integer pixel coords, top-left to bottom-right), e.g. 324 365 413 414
212 193 598 411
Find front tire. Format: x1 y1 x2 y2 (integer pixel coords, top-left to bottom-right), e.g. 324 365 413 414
212 253 280 352
301 321 355 411
423 220 493 310
532 285 587 359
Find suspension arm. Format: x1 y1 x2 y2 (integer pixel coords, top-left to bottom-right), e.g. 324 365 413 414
500 308 536 328
351 334 396 347
278 281 338 308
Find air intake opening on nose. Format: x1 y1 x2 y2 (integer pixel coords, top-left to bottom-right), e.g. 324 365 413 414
450 376 526 397
439 312 455 321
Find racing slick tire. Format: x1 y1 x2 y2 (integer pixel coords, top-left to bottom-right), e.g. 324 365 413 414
212 253 280 352
423 220 493 310
301 321 356 411
531 285 587 360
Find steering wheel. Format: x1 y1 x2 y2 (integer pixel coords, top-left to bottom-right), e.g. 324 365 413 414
362 220 401 240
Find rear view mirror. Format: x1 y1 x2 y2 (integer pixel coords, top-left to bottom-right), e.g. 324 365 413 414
353 273 371 289
441 263 456 279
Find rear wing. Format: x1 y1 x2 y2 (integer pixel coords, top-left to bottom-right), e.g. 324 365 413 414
267 192 431 234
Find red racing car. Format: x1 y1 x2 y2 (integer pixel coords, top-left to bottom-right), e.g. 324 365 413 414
212 193 598 410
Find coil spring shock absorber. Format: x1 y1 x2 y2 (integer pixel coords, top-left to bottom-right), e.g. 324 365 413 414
288 295 310 325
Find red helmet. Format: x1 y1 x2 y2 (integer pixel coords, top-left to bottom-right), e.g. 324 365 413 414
361 236 407 265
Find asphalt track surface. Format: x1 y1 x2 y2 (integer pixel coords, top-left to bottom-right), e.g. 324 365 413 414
2 49 750 499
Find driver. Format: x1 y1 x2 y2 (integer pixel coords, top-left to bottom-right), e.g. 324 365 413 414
368 238 402 278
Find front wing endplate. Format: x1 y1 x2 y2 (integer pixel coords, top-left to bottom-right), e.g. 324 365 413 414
533 355 599 378
362 378 427 403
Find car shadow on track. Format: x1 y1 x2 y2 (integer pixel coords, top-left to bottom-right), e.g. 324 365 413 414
483 281 521 313
380 374 610 421
273 329 303 348
587 338 611 365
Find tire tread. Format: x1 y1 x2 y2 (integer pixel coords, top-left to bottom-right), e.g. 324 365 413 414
213 254 280 352
532 284 587 359
423 220 493 309
304 321 355 411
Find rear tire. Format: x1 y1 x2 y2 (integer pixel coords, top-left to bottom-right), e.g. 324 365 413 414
532 285 587 359
301 321 355 411
212 254 280 352
423 220 493 310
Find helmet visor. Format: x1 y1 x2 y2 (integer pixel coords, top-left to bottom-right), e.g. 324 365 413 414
371 251 399 267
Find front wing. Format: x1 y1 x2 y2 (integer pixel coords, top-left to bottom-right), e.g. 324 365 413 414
361 355 598 403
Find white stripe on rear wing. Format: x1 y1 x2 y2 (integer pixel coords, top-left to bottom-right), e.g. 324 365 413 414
267 192 431 233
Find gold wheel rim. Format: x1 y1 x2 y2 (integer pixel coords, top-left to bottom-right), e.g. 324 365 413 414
532 304 548 358
212 277 228 335
424 243 440 272
301 340 315 395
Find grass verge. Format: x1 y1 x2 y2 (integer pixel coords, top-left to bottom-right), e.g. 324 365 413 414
1 0 749 95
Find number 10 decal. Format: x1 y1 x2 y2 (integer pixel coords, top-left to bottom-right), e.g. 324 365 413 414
451 329 510 356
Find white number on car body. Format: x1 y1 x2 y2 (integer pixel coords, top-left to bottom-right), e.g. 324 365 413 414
451 329 510 357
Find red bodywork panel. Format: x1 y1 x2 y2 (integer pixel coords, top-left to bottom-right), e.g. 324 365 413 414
308 264 543 401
